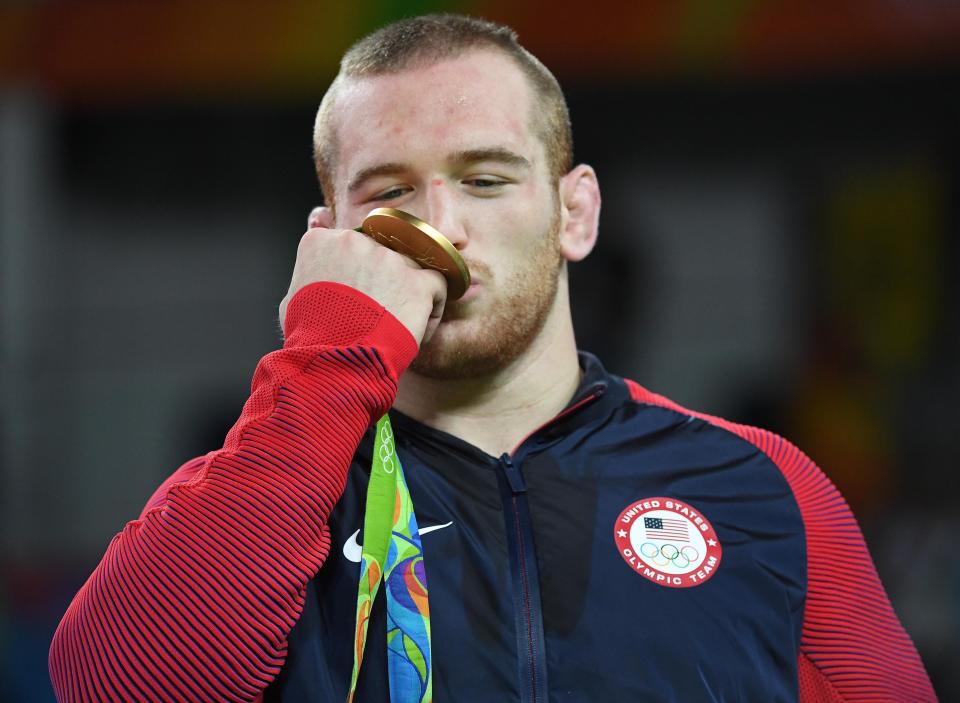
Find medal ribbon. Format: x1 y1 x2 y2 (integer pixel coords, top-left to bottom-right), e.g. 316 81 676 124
348 415 432 703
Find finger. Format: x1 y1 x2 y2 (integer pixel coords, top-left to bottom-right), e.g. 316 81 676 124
423 269 448 320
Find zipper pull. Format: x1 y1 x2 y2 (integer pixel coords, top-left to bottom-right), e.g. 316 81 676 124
499 454 527 494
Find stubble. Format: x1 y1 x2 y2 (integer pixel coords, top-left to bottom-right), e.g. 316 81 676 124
409 208 563 380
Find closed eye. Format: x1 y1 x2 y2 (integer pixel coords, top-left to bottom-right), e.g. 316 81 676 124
370 186 412 202
463 178 510 193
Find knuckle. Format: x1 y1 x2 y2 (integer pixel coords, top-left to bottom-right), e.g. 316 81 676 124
341 228 366 251
298 230 313 250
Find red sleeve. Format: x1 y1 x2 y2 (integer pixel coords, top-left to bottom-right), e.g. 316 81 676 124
48 281 419 703
625 380 937 702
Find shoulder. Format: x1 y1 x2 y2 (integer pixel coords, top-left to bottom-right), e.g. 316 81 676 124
622 378 832 513
622 377 863 589
623 378 937 701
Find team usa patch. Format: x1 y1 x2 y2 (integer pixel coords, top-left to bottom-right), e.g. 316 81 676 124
614 496 722 588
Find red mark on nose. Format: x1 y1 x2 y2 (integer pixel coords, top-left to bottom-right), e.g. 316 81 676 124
431 179 443 187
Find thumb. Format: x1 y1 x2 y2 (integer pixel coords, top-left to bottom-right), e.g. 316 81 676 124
307 205 334 229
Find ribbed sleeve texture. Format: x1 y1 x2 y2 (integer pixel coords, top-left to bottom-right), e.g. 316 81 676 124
625 379 937 702
49 282 419 703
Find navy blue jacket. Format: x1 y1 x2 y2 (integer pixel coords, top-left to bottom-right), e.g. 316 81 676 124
266 352 893 702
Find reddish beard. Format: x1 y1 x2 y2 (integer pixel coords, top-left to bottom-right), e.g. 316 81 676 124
409 210 562 380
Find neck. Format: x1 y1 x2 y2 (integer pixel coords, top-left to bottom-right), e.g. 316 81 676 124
393 281 581 457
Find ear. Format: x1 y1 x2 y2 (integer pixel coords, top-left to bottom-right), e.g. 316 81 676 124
557 164 601 262
307 205 335 229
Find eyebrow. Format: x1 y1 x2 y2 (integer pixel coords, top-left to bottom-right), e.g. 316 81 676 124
347 162 408 194
449 148 531 170
347 147 531 194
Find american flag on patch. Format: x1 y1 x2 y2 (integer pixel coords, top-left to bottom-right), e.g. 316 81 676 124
644 516 689 542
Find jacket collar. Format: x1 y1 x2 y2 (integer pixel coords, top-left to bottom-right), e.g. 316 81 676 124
389 351 629 460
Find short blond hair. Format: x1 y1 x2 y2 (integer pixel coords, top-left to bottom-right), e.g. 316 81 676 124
314 14 573 212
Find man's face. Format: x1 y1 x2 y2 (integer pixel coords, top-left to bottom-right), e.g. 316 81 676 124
327 50 564 378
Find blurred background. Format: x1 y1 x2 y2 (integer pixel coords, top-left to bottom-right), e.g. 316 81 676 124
2 1 958 700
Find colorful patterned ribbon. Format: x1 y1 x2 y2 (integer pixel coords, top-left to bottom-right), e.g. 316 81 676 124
348 415 432 703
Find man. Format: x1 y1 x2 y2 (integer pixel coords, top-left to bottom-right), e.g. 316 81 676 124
49 14 936 703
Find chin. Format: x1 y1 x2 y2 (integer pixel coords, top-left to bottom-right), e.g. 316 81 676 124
409 321 505 379
409 348 507 380
410 296 553 380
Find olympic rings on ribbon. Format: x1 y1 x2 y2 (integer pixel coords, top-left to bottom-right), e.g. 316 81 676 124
378 424 396 473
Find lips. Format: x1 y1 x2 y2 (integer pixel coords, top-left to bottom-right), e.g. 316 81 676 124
456 281 481 302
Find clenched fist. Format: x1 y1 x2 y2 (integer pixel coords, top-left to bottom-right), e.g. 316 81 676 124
279 219 448 347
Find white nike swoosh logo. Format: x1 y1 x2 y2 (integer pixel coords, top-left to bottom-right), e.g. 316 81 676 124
342 521 453 563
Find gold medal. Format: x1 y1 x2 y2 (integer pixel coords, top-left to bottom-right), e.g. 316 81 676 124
358 207 471 300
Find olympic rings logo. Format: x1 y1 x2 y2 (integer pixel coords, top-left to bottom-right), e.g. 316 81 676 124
639 542 700 570
378 424 396 474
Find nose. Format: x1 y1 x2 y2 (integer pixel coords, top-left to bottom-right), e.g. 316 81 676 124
422 180 468 250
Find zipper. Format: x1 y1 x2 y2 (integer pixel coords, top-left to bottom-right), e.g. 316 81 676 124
497 453 546 703
380 374 611 701
496 383 606 702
